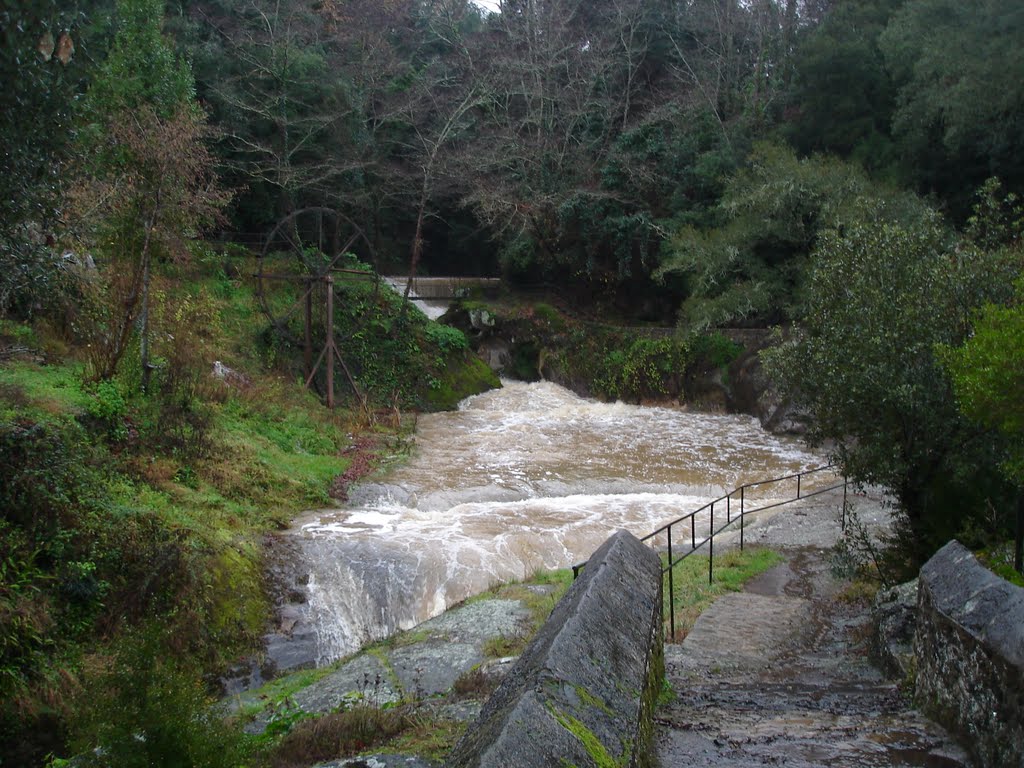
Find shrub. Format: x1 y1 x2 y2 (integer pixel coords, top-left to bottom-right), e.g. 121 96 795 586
269 705 415 768
68 628 251 768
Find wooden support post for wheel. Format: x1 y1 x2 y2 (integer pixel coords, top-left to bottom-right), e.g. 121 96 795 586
304 283 313 380
326 275 335 409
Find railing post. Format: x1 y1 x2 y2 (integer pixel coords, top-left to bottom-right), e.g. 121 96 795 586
727 493 731 524
708 502 714 585
1014 492 1022 575
842 476 848 532
667 527 676 640
325 276 335 409
797 473 802 499
740 492 745 552
691 514 695 549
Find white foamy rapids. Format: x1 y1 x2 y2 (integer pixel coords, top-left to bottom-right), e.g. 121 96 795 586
293 380 827 664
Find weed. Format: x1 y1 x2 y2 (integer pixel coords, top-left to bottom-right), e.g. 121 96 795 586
268 705 415 768
661 547 783 642
452 666 498 699
385 716 467 762
482 631 528 658
830 504 909 587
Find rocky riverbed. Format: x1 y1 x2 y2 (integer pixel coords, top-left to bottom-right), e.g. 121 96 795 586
229 486 969 767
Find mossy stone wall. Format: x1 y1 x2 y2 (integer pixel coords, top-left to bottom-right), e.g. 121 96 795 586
445 530 663 768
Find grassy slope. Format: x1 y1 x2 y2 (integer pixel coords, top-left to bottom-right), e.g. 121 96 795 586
0 258 419 765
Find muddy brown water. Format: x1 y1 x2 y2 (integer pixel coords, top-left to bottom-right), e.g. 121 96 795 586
289 380 828 664
655 548 969 767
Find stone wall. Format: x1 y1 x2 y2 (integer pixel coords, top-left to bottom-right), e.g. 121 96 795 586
444 530 664 768
915 540 1024 768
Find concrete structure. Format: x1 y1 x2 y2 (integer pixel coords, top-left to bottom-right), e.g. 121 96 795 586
445 530 664 768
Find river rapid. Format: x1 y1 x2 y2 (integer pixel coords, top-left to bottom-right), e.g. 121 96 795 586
289 380 824 665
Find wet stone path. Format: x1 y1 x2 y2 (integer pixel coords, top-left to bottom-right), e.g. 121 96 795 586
655 547 969 767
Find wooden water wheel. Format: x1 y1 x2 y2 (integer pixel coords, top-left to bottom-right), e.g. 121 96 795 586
254 207 378 409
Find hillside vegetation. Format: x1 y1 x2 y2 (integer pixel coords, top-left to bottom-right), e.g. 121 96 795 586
2 0 1023 764
0 250 496 765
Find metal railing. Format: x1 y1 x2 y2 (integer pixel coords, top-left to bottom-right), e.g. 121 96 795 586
572 464 848 640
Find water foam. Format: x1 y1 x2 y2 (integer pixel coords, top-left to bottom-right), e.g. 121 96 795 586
296 380 824 663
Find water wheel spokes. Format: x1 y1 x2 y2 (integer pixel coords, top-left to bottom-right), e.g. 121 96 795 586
254 208 378 412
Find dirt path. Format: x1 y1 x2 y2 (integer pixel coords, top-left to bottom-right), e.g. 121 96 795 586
655 493 969 767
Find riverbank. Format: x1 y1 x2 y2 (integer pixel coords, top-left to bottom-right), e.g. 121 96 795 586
0 250 488 765
229 488 869 766
258 487 958 768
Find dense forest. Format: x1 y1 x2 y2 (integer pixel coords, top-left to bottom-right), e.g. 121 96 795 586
2 0 1023 765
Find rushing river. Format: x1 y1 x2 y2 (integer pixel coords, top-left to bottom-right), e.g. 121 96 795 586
290 380 824 665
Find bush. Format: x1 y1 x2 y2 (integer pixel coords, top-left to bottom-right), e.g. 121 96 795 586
268 705 415 768
593 335 691 401
68 628 251 768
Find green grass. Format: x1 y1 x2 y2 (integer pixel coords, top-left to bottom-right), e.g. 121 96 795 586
384 716 467 762
976 543 1024 587
228 665 339 722
662 547 783 642
0 360 93 420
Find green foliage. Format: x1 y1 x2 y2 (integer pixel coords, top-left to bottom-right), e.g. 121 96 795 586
940 276 1024 482
660 142 922 330
765 207 1021 550
786 0 900 169
880 0 1024 217
84 380 129 442
0 524 54 706
183 0 356 224
691 333 743 370
594 336 690 402
0 1 92 320
81 0 194 122
68 628 251 768
603 106 738 224
424 323 469 354
964 178 1024 251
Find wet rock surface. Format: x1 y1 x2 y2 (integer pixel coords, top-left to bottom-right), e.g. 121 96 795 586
871 578 919 680
445 530 664 768
231 597 532 737
655 548 969 767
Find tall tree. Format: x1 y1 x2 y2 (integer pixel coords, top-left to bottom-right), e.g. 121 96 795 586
785 0 900 168
0 1 90 317
186 0 358 226
880 0 1024 217
72 0 229 388
765 206 1021 551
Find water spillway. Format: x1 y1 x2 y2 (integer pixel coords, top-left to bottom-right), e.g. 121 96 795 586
289 380 824 665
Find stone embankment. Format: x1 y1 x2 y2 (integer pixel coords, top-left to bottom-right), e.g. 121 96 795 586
915 540 1024 768
445 530 663 768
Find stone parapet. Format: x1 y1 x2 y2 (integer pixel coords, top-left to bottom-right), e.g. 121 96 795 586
915 540 1024 768
445 530 664 768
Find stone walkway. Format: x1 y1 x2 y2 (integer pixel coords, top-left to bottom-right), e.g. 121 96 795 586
655 490 969 767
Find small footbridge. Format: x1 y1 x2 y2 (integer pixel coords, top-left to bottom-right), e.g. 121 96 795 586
384 276 502 301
